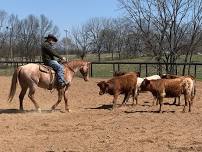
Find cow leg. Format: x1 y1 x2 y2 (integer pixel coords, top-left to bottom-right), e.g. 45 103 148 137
153 97 158 106
158 98 163 113
132 89 138 106
121 93 127 105
51 89 64 111
132 94 138 106
183 95 188 112
188 97 193 112
178 96 181 105
188 100 191 112
122 92 130 105
112 94 119 109
173 98 177 105
173 97 180 106
125 91 132 104
28 85 41 112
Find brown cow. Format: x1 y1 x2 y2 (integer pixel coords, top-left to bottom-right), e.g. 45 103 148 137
113 71 141 105
113 71 127 77
161 74 196 105
97 72 138 109
140 77 194 112
113 71 140 77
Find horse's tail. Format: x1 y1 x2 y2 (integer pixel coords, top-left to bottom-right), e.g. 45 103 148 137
8 67 22 102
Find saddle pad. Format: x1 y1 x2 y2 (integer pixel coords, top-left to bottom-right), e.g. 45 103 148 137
39 65 55 74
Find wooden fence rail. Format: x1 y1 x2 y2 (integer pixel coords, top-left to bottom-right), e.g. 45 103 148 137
90 62 202 78
0 61 201 78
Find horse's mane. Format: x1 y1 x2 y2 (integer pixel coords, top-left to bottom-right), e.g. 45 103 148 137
63 59 87 69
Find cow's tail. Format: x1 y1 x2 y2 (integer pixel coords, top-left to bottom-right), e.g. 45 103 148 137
191 79 196 101
8 67 22 102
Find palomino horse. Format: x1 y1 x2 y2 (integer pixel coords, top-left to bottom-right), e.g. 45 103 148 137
8 60 91 112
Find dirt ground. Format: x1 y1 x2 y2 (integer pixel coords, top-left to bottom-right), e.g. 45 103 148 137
0 76 202 152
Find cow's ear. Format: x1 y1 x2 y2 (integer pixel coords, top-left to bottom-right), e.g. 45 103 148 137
136 72 140 77
96 81 100 86
105 82 109 87
107 83 114 89
113 71 117 76
97 81 104 87
160 74 166 79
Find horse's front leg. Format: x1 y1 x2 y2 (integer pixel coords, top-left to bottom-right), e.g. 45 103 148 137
51 89 64 111
64 88 70 112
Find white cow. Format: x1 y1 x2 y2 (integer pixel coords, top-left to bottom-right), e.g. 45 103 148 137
134 75 161 105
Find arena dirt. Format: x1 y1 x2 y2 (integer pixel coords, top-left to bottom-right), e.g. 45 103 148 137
0 76 202 152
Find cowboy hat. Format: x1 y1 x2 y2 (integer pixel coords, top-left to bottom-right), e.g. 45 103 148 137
44 34 58 42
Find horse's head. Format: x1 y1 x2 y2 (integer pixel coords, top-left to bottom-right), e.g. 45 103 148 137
63 60 91 81
79 61 91 81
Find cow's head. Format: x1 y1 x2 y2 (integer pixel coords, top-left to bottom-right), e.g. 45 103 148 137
113 71 126 77
140 79 150 91
136 72 140 77
97 81 110 95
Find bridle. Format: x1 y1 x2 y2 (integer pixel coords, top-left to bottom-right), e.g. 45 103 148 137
67 65 76 73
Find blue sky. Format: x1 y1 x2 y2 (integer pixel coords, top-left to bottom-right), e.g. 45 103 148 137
1 0 122 37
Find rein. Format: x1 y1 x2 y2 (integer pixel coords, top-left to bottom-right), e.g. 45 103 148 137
66 65 76 73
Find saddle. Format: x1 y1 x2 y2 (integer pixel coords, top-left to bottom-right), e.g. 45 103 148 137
39 65 55 90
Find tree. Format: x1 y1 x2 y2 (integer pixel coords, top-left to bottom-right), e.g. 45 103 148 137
71 25 90 59
118 0 202 74
86 17 106 61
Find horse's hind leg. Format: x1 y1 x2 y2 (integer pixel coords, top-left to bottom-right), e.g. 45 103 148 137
28 85 41 112
19 87 28 111
51 89 64 111
64 89 69 112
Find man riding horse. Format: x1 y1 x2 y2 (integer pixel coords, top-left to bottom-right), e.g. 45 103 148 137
41 34 69 88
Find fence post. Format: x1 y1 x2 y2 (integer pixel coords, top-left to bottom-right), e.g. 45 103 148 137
175 64 178 75
118 63 120 71
113 63 115 74
188 64 191 75
139 64 141 76
146 64 148 77
90 63 93 77
194 65 197 78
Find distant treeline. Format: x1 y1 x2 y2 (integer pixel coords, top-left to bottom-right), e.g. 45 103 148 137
1 0 202 74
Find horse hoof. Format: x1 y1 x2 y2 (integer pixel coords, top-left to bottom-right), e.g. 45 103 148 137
37 108 42 113
51 109 56 112
66 109 71 112
19 109 24 112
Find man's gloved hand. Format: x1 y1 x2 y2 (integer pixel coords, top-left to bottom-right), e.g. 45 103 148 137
59 57 66 63
62 57 66 61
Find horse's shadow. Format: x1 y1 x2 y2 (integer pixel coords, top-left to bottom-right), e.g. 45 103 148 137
0 109 21 114
0 109 61 114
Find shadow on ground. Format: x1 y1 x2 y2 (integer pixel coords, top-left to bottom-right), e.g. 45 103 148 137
0 109 61 114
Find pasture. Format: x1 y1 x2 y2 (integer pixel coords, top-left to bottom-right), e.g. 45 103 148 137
0 76 202 152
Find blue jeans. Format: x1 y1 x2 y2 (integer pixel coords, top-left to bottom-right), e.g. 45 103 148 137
47 60 65 85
